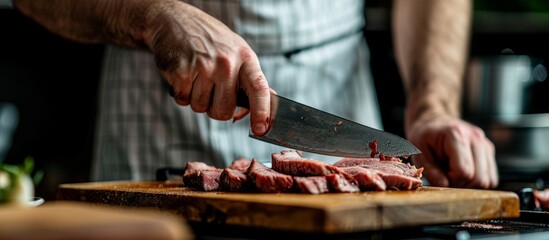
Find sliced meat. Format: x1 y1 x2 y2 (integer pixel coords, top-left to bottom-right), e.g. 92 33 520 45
333 158 423 178
339 166 386 191
183 161 217 175
246 159 293 193
272 150 339 176
183 169 223 191
333 158 381 167
272 150 359 190
379 155 401 162
220 168 253 192
326 174 360 193
228 158 252 172
381 174 423 190
293 176 330 194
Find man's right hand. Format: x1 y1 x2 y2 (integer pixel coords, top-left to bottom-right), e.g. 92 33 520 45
14 0 272 136
143 1 271 136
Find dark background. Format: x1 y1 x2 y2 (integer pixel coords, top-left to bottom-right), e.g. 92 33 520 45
2 1 549 200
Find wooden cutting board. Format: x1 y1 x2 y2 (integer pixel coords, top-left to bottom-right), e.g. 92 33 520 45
57 180 519 234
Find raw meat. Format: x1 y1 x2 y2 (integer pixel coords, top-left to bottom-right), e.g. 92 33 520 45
339 166 386 191
293 176 330 194
220 168 252 192
183 169 223 191
333 158 423 178
228 158 252 172
183 161 217 175
326 174 360 193
381 174 423 190
271 150 359 190
272 150 339 176
334 157 424 190
246 159 293 193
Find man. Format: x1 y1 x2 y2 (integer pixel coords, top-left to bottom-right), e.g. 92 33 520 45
13 0 498 188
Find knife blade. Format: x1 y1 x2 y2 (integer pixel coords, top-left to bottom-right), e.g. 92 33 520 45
237 91 421 158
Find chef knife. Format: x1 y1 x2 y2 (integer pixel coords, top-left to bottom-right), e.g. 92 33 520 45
236 91 421 158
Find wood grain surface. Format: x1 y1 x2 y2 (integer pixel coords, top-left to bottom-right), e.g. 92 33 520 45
0 201 193 240
57 180 520 233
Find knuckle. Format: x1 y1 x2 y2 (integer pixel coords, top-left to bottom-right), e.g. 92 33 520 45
471 126 486 138
239 47 256 61
215 54 234 78
173 92 189 106
250 74 270 92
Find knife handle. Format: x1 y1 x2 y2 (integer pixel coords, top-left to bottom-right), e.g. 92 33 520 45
169 86 250 109
236 89 250 109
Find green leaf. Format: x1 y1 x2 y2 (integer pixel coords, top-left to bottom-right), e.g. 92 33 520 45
33 169 44 185
22 156 34 174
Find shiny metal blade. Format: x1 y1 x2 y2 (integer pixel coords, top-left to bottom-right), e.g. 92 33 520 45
250 94 421 158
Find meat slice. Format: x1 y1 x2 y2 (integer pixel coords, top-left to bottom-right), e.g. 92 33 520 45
183 169 223 191
272 150 359 192
228 158 252 172
381 174 423 190
293 176 330 194
272 150 339 176
333 158 423 178
183 161 217 175
220 168 252 192
246 159 293 193
339 166 386 191
326 174 360 193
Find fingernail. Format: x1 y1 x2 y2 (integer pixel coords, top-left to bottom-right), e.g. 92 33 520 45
253 123 267 135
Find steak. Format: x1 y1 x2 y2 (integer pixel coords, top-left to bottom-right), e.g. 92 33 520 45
339 166 386 191
272 150 339 176
380 174 423 190
293 176 330 194
228 158 252 172
334 157 424 190
333 158 423 178
272 150 359 190
246 159 293 193
220 168 252 192
183 161 217 175
326 174 360 193
183 169 223 191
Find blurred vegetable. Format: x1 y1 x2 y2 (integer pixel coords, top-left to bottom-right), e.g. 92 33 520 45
0 157 43 205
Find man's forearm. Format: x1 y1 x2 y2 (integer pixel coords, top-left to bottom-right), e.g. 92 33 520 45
13 0 160 47
392 0 471 133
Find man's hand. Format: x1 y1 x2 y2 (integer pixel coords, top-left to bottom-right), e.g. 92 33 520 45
408 116 498 189
143 1 271 135
14 0 271 136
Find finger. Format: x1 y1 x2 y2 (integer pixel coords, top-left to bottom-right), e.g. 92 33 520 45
190 74 213 113
167 70 195 106
445 129 475 187
232 107 250 122
415 151 449 187
239 56 270 136
209 56 238 120
485 139 499 188
465 139 489 189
